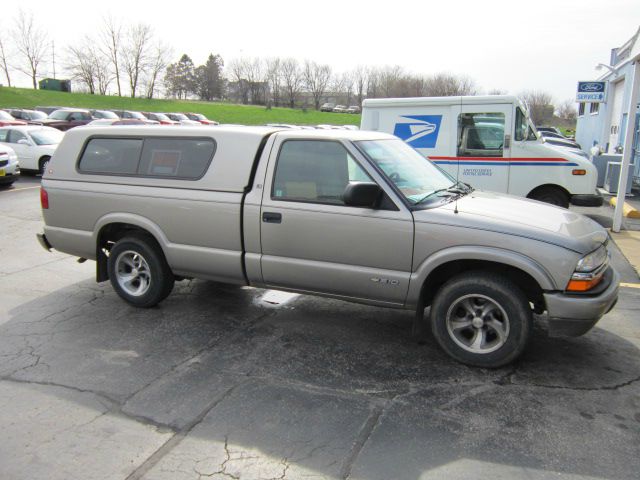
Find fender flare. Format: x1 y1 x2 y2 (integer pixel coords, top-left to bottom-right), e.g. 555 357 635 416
406 245 557 307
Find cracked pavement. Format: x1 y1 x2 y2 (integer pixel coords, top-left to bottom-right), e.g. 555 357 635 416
1 176 639 480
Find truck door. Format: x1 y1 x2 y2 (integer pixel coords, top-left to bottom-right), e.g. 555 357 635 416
439 104 513 193
259 137 414 306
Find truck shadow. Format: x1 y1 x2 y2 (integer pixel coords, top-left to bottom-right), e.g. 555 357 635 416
2 278 639 479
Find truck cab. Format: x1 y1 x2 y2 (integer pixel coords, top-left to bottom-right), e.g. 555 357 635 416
361 95 602 208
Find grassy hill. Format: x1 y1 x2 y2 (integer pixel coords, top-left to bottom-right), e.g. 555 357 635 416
0 87 360 126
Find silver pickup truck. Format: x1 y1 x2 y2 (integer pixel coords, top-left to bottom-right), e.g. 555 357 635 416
38 126 619 367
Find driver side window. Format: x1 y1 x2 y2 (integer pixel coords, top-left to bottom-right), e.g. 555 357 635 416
8 130 28 144
272 140 371 205
457 112 505 157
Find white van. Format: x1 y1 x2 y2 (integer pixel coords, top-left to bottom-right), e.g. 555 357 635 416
361 95 602 208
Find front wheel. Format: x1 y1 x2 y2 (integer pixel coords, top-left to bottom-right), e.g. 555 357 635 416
528 186 569 208
430 271 532 368
107 235 174 308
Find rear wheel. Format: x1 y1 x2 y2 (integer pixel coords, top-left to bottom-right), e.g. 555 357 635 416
430 271 532 368
38 156 51 175
528 186 569 208
107 235 174 307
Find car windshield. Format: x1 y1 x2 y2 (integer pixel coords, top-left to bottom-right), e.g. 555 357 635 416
48 110 70 120
0 111 14 120
29 128 64 145
128 112 146 120
170 113 189 121
357 139 457 205
153 113 171 121
30 111 48 120
190 114 206 120
98 111 119 119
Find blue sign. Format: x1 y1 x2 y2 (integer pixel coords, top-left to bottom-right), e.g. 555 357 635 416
393 115 443 148
576 81 606 103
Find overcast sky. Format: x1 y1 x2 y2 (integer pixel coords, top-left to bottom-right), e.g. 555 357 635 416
2 0 639 102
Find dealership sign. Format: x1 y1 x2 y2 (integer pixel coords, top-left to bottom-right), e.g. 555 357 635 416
576 81 606 102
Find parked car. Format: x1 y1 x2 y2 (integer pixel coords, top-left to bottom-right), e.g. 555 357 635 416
111 110 159 125
35 106 69 115
320 103 335 112
332 105 348 113
5 109 48 125
536 126 563 136
0 145 20 186
141 112 179 125
346 106 361 114
0 110 27 127
38 126 619 368
164 113 200 125
0 125 63 174
88 119 148 126
90 110 120 120
185 113 218 125
41 109 93 131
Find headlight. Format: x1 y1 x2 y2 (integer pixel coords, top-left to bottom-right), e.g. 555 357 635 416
567 245 609 292
575 245 608 272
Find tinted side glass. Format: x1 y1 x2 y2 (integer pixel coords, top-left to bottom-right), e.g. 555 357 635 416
0 129 8 142
137 138 215 179
79 138 143 174
272 140 370 205
8 130 27 143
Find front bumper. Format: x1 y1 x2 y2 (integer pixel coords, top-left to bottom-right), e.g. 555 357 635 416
571 192 604 207
543 267 619 336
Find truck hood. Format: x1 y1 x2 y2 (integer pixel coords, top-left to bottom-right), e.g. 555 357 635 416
414 190 608 254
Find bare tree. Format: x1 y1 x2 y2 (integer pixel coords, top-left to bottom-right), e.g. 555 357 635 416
13 10 49 89
123 23 152 97
266 57 282 106
66 41 98 94
487 88 507 95
378 65 404 97
281 58 302 108
424 73 477 97
352 66 368 105
244 57 267 105
303 60 331 110
100 16 123 96
519 90 554 125
228 57 249 104
144 42 171 99
0 35 12 87
337 71 354 106
556 99 576 121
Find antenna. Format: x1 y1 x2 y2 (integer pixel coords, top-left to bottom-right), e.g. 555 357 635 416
454 97 462 214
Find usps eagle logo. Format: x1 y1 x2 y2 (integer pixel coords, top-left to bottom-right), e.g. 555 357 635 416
393 115 443 148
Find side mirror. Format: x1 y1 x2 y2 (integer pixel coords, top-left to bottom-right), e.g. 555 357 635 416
17 139 31 146
343 182 382 208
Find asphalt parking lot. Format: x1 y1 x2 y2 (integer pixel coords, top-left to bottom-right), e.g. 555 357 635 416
1 175 639 480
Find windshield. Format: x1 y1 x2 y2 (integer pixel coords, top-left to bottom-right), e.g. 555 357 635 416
190 114 206 120
170 113 189 121
29 128 64 145
153 113 171 121
97 111 119 119
357 139 456 205
48 110 70 120
0 111 14 120
30 111 48 120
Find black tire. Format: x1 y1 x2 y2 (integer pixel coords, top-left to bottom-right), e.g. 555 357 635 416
107 235 174 308
38 156 51 175
430 271 532 368
529 186 569 208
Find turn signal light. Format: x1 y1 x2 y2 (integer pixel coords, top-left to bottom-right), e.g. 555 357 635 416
40 187 49 209
572 169 586 176
566 275 603 292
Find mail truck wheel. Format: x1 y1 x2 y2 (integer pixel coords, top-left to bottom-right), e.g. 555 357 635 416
108 236 174 308
529 186 569 208
430 271 532 368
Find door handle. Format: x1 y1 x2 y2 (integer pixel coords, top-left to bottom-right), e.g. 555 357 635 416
262 212 282 223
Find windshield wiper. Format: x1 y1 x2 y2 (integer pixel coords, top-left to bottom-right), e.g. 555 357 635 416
414 181 473 205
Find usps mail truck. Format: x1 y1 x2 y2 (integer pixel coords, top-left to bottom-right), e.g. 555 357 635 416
361 95 602 208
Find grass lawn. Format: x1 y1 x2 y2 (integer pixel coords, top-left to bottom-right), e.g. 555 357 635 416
0 87 360 126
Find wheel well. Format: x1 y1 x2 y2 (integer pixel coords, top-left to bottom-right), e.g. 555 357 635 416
96 223 163 282
527 183 570 200
421 260 545 312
